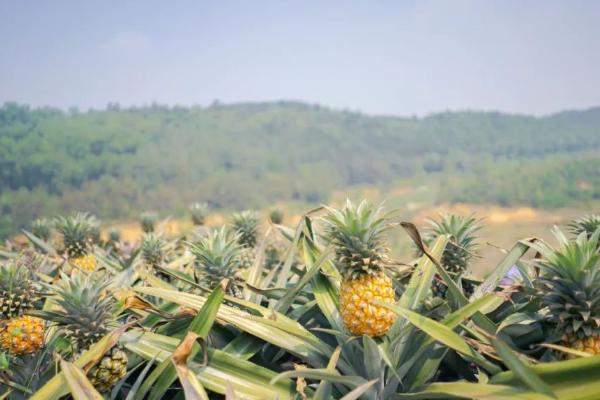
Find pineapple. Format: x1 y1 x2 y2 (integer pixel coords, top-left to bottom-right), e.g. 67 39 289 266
140 234 169 280
323 200 396 337
0 256 44 356
31 218 52 242
0 316 45 356
232 211 260 269
421 214 481 298
40 272 127 391
269 208 284 224
568 214 600 243
190 202 209 226
535 229 600 358
189 227 242 296
140 212 157 233
55 213 97 272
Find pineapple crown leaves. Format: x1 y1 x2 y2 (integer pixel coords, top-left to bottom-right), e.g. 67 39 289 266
140 233 165 266
568 214 600 240
0 254 39 300
423 213 482 250
231 210 260 248
322 199 393 277
421 213 482 272
31 217 53 241
188 227 242 282
190 202 209 225
140 211 158 233
54 212 95 257
39 272 116 350
534 228 600 336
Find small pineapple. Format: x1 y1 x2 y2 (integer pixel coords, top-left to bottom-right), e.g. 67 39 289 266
55 212 97 272
140 212 158 234
232 211 260 269
323 200 396 337
269 208 284 225
190 202 209 226
189 227 242 296
31 218 52 242
421 214 481 298
40 273 127 391
0 316 45 356
535 229 600 358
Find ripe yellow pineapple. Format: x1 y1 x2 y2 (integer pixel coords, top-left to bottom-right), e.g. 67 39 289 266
535 228 600 358
324 200 396 337
0 315 45 356
54 212 97 271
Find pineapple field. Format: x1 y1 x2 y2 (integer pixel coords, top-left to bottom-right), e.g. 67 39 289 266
1 201 600 399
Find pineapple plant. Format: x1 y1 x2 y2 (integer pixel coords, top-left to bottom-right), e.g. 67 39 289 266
140 212 157 233
0 256 45 356
31 218 52 242
0 256 40 320
323 200 396 337
190 202 209 226
535 229 600 358
269 208 284 224
40 272 127 392
140 233 170 280
189 227 242 296
54 212 97 272
107 227 121 249
421 214 481 299
232 210 260 269
569 214 600 242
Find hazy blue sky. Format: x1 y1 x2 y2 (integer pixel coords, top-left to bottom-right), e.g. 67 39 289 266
1 0 599 116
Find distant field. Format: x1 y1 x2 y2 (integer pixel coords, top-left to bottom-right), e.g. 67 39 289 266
98 193 598 277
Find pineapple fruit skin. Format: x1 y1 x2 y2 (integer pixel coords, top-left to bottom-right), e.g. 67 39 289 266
88 346 128 393
340 273 396 337
71 254 97 272
0 316 44 356
563 334 600 358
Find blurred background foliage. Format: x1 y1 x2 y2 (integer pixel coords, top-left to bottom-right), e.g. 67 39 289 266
1 101 599 238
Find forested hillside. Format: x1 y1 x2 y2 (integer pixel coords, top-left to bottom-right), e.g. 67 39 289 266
1 101 599 237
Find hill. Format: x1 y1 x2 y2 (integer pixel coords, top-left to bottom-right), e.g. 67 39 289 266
1 101 599 237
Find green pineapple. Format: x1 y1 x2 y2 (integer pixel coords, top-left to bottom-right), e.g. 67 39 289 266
31 218 52 242
189 227 242 296
232 211 260 269
54 212 97 272
140 212 158 234
190 202 209 226
535 229 600 358
421 214 482 299
40 273 127 392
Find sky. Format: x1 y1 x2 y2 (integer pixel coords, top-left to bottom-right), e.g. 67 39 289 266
1 0 599 116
